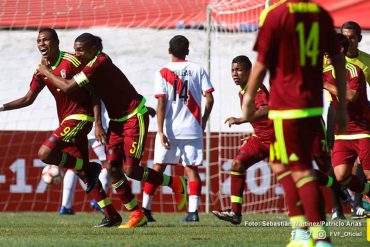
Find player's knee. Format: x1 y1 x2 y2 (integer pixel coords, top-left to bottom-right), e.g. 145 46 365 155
106 161 122 179
184 166 200 181
123 166 138 179
335 173 348 183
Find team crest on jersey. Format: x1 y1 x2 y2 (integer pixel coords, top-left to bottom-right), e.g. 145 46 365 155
61 69 66 78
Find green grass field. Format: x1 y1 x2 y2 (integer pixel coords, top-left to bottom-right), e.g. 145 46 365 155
0 212 368 246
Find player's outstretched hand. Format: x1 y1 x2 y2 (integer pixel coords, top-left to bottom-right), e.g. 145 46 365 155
146 106 156 118
225 117 239 127
95 125 107 144
159 132 170 149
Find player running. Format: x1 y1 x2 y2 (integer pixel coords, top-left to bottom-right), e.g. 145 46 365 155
0 28 121 226
37 33 187 228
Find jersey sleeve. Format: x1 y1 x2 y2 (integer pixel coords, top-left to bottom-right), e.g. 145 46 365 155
154 69 167 98
347 68 361 92
254 89 269 109
29 73 45 94
73 57 102 87
200 67 214 95
253 10 278 65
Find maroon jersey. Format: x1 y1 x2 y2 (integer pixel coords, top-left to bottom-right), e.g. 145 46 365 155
239 85 273 142
30 52 93 122
323 63 370 135
255 0 340 111
73 52 143 119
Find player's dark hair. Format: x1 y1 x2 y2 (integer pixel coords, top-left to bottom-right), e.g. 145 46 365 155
39 28 59 42
336 33 349 55
169 35 189 58
232 55 252 71
341 21 362 42
75 33 103 51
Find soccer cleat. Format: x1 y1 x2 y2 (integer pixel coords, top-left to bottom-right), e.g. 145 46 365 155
212 209 242 225
170 176 187 211
118 209 148 228
59 206 75 215
142 208 156 222
90 199 104 214
351 206 370 219
287 229 314 247
331 208 346 220
94 214 122 228
85 162 102 194
181 211 199 222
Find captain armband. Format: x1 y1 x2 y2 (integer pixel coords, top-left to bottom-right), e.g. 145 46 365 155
73 72 90 87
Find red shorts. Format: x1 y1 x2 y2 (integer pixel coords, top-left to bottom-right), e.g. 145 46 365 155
311 118 330 172
106 112 149 166
270 117 321 171
43 119 92 159
235 135 270 168
331 138 370 170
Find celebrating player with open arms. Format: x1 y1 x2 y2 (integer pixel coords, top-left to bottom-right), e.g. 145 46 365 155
242 1 348 246
37 33 187 228
0 28 122 226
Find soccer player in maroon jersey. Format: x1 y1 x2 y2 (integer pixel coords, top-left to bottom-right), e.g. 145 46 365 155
37 33 187 228
211 56 344 227
212 55 273 224
323 33 370 217
242 1 348 246
0 28 122 227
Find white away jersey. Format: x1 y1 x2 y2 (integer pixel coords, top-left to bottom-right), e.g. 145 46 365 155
155 61 214 139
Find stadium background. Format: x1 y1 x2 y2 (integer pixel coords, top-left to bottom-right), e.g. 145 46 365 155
0 0 369 214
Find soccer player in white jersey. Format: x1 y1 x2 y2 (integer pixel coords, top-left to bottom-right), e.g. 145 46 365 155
142 35 214 222
60 102 111 214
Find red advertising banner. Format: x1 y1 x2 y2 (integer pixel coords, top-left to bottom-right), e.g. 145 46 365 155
0 131 336 213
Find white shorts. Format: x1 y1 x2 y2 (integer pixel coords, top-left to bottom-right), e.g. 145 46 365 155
154 134 203 166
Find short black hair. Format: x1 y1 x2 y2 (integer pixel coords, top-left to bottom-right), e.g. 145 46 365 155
336 33 349 55
75 33 103 51
232 55 252 71
169 35 189 58
341 21 362 36
39 28 59 42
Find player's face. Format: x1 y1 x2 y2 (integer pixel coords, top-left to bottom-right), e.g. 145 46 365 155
231 63 249 87
74 41 97 65
37 31 59 60
342 28 359 55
